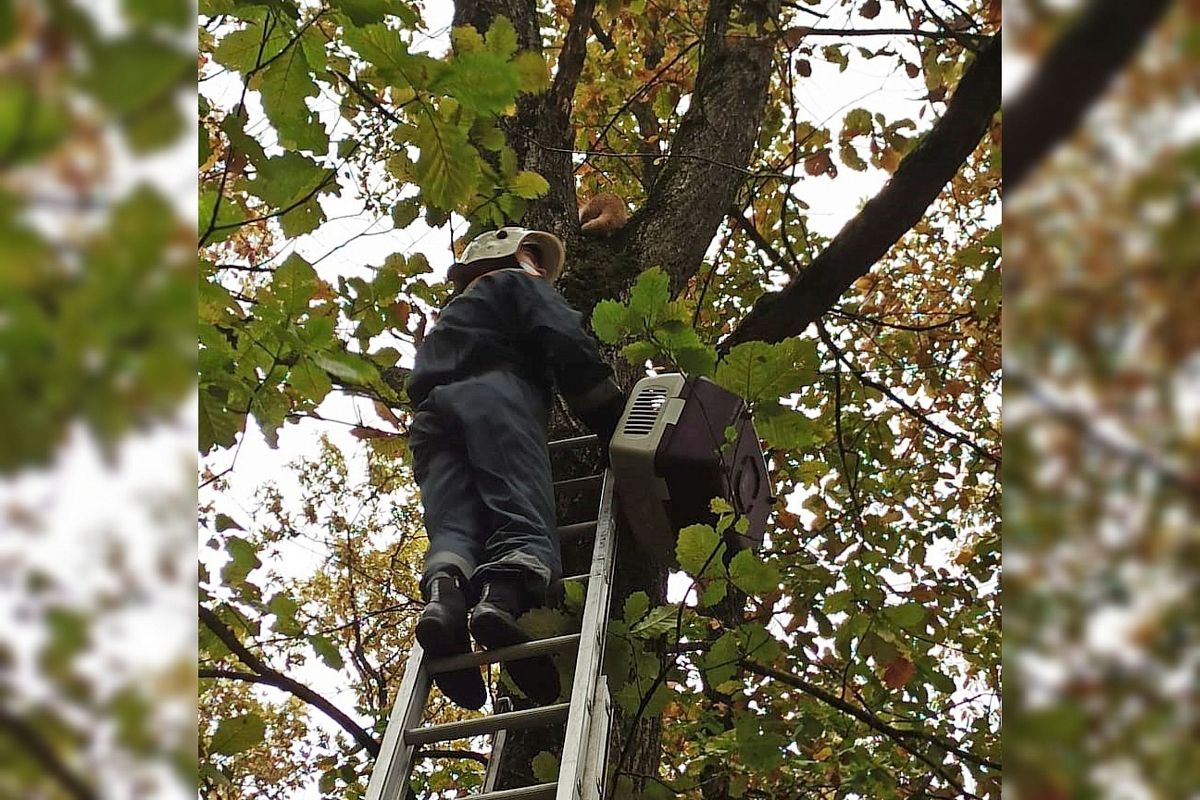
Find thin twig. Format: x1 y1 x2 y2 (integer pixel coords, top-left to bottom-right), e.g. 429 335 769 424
740 661 1000 772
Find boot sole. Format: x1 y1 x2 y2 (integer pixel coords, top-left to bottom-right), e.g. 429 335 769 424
416 612 462 655
470 606 560 705
416 611 487 710
469 605 530 650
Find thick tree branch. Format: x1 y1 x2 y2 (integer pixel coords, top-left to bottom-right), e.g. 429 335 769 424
199 605 380 756
0 707 96 800
631 0 783 294
630 99 664 189
786 26 987 43
1005 0 1171 192
720 33 999 352
589 18 616 52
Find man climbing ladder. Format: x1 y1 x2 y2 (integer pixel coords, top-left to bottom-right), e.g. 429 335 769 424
406 226 626 709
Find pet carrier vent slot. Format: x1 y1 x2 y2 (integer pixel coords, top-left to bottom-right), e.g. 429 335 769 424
623 386 668 436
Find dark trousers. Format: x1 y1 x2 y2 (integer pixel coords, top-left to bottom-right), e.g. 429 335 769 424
409 372 561 601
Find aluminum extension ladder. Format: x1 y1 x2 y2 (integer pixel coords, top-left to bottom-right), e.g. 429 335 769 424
366 434 618 800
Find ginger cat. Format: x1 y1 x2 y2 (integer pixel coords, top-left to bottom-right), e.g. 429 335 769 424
578 192 628 235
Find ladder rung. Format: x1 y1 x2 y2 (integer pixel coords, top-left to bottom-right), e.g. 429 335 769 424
561 573 590 583
426 634 581 674
548 435 598 452
557 520 596 541
475 783 558 800
404 703 571 746
553 474 603 491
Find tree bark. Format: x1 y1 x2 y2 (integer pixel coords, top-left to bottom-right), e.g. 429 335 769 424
630 0 783 294
440 5 1000 796
447 1 786 791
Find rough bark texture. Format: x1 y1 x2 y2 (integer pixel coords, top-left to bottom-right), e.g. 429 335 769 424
630 0 782 295
1004 0 1171 192
719 33 1001 353
441 3 999 795
446 0 785 792
452 0 542 52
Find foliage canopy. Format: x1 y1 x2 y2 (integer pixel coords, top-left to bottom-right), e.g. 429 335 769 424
199 0 1000 797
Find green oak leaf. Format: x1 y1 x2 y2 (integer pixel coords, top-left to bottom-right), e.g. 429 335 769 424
676 524 724 577
623 591 650 625
628 267 669 322
199 385 241 454
485 15 518 59
210 713 266 756
714 338 818 405
251 42 327 152
433 50 521 114
590 300 630 344
531 751 558 783
728 550 780 596
509 170 550 199
412 113 480 210
271 255 318 316
883 602 926 629
703 631 738 686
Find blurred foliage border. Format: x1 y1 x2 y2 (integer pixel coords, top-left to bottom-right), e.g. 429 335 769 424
0 0 197 798
0 0 1197 797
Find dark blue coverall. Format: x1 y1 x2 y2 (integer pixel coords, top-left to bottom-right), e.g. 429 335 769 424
407 267 623 603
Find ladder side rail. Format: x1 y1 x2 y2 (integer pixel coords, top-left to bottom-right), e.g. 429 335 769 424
556 470 619 800
365 643 433 800
579 682 613 800
481 697 513 793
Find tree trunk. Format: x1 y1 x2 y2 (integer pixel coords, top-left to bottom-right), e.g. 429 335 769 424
447 1 997 794
448 0 785 792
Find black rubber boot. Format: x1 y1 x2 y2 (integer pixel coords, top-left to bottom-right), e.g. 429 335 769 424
417 572 487 710
470 579 560 705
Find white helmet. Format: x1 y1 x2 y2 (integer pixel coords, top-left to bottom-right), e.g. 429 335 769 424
458 227 566 283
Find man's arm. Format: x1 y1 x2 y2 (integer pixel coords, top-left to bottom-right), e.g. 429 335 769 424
505 272 626 441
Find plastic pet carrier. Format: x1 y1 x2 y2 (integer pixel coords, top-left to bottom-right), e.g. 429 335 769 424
609 374 771 566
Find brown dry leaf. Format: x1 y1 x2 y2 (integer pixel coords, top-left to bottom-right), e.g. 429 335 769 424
311 281 336 302
796 57 812 77
804 149 836 177
373 401 404 430
860 0 881 19
388 300 410 326
985 0 1001 25
905 62 919 79
350 426 392 440
911 585 938 602
881 147 901 174
883 656 915 689
775 508 801 528
782 26 809 48
944 379 969 397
